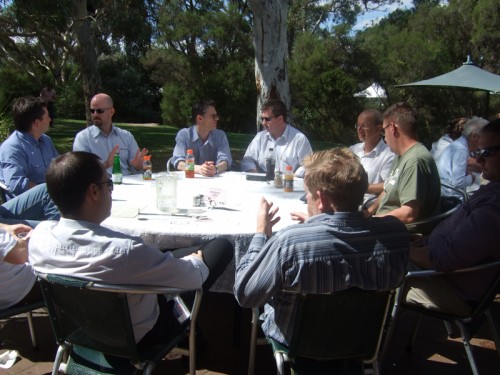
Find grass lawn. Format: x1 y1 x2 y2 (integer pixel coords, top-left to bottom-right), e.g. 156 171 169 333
49 119 340 172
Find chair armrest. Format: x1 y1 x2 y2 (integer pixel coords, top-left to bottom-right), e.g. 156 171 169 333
406 259 500 279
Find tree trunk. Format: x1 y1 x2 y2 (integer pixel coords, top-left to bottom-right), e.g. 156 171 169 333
72 0 102 124
249 0 290 132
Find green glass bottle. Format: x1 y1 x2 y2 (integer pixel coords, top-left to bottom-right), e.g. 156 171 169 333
112 153 122 184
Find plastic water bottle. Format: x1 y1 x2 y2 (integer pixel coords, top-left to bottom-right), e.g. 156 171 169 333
185 149 195 178
283 165 294 192
265 147 275 181
112 153 122 184
143 155 152 180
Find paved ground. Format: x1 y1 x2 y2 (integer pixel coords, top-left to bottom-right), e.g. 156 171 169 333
1 292 499 375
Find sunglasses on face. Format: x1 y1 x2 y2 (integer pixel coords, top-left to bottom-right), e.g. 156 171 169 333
90 108 112 114
469 145 500 159
261 116 275 123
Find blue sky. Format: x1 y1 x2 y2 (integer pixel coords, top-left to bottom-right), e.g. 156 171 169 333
354 0 414 31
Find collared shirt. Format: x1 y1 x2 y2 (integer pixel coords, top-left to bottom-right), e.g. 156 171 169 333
171 126 232 169
0 131 59 200
29 218 209 342
349 139 395 201
240 125 312 178
431 134 454 162
437 135 473 197
429 182 500 302
234 212 409 346
73 124 140 175
0 228 36 310
378 143 441 220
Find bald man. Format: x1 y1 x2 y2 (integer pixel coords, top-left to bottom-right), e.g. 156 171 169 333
73 93 148 175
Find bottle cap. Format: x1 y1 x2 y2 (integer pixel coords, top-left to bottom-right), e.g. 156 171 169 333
187 149 193 154
286 165 292 170
143 155 151 160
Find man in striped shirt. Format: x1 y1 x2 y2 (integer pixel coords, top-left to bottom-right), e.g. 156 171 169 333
234 147 409 347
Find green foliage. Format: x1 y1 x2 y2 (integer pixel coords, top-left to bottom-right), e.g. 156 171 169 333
0 110 13 144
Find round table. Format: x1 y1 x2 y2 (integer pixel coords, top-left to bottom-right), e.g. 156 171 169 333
102 171 306 293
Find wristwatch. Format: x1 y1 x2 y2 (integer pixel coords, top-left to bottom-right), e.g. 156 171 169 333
215 165 219 175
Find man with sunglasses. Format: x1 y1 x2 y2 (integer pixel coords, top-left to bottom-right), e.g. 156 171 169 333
365 102 441 224
404 119 500 315
240 99 312 177
172 100 232 177
0 96 59 200
73 93 148 175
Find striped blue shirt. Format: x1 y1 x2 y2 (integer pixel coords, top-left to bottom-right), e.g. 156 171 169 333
234 212 409 346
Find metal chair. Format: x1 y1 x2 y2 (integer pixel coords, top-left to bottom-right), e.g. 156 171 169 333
393 260 500 375
37 272 202 375
248 288 396 375
405 183 466 235
0 300 45 349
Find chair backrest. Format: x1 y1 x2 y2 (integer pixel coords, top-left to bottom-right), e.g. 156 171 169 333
287 288 394 362
38 273 141 363
406 185 464 234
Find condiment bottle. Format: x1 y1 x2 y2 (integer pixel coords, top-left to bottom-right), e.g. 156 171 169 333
143 155 152 180
265 147 275 181
185 149 195 178
283 165 294 192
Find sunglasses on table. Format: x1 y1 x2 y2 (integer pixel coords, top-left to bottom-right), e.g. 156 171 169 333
469 145 500 159
90 108 112 114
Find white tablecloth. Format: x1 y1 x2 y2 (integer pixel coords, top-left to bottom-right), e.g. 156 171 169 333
102 172 306 293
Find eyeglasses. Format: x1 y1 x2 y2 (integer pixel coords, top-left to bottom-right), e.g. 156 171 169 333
381 122 395 136
354 123 370 130
205 113 219 120
96 179 114 192
90 108 112 114
261 116 274 122
469 145 500 159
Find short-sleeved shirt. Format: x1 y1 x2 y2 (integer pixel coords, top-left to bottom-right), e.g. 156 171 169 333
240 125 312 177
437 135 473 197
0 130 59 200
171 126 232 169
0 229 36 310
73 124 140 175
377 143 441 220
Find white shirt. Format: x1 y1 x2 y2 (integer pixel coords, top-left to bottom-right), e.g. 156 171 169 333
437 135 473 198
0 229 36 310
431 134 454 162
240 125 312 177
29 218 208 341
349 139 395 202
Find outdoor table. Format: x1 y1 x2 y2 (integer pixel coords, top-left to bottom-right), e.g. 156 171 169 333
102 171 306 293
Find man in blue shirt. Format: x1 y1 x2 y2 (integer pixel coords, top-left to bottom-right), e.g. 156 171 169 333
234 148 409 346
172 100 232 177
0 96 59 200
73 93 148 175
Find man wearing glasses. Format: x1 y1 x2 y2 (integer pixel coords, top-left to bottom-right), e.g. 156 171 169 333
73 93 148 175
404 119 500 315
240 99 312 177
0 96 59 200
365 102 441 224
172 100 232 177
349 109 395 204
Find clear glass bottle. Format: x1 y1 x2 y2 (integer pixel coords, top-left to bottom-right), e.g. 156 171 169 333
274 170 283 188
283 165 294 192
112 153 122 184
143 155 152 180
185 149 195 178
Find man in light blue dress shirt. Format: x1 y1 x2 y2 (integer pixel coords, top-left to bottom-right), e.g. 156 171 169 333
0 96 59 200
172 100 232 177
240 99 312 177
73 93 148 175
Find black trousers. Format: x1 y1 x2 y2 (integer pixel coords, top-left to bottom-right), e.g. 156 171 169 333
137 237 233 349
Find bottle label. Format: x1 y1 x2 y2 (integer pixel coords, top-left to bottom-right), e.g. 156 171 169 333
143 168 152 180
284 177 293 192
112 173 122 184
265 158 275 180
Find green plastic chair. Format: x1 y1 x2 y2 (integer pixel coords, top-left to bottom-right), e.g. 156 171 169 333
248 288 396 375
37 272 202 375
